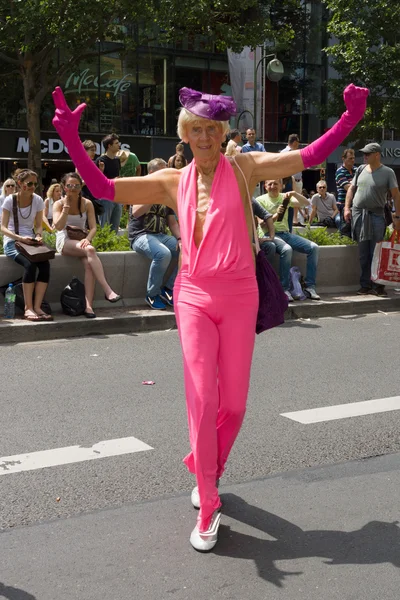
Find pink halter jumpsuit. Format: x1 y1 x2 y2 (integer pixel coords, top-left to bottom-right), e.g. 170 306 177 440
174 155 259 531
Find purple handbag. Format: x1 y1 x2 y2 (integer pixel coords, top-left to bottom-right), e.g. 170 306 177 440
233 158 288 334
255 250 289 333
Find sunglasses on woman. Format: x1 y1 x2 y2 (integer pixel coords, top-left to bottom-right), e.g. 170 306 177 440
25 181 38 188
65 183 82 190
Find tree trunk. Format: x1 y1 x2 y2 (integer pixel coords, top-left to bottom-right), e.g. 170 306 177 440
22 62 44 195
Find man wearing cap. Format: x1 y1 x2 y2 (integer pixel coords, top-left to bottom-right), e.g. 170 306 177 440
344 142 400 296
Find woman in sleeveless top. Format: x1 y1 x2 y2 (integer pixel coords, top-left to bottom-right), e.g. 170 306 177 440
52 84 369 552
1 169 52 321
53 173 121 318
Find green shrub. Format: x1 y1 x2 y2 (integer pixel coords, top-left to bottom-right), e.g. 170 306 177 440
0 227 131 254
42 231 56 249
91 224 130 252
384 226 394 241
119 207 129 229
298 225 357 246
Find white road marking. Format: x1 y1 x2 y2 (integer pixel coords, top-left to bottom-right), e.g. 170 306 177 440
281 396 400 424
0 436 153 475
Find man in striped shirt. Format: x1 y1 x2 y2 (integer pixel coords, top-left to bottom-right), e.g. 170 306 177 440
335 148 356 212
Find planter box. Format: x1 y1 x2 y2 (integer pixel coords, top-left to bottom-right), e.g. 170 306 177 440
0 245 361 310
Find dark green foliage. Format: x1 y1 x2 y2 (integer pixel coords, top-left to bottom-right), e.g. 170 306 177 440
323 0 400 140
91 224 130 252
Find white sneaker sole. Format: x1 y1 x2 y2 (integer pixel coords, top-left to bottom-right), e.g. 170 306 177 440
190 510 221 552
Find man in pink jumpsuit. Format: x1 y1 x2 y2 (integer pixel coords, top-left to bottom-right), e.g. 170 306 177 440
52 83 369 552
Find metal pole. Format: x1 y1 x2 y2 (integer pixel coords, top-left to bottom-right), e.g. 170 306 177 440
253 50 257 136
254 52 277 139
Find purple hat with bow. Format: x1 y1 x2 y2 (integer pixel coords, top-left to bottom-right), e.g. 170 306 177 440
179 87 237 121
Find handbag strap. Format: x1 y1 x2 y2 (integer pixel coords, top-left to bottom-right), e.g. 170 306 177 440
232 156 260 254
12 194 20 236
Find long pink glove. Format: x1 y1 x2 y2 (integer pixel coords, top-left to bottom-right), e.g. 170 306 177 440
52 87 115 201
300 84 369 169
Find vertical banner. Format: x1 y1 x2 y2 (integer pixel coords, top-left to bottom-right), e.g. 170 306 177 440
227 47 262 136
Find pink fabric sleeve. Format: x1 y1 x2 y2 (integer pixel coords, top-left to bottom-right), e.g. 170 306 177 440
63 141 115 201
300 84 369 169
52 87 115 201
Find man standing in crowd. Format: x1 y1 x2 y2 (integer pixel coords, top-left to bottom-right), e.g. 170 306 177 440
96 133 122 232
280 134 304 225
242 128 265 195
128 158 181 310
226 129 242 156
259 179 320 302
335 148 356 234
344 142 400 296
309 181 340 228
335 148 356 212
241 128 266 153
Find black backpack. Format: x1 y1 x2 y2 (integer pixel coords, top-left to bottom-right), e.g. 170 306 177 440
60 277 86 316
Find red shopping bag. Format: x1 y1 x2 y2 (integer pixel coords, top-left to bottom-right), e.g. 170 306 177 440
371 231 400 285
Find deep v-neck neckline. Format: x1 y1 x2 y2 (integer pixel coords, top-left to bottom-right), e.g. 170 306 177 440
191 156 221 252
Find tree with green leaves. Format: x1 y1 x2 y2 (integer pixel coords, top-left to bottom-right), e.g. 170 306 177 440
324 0 400 141
0 0 302 185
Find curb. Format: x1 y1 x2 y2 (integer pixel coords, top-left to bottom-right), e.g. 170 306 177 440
0 295 399 345
285 295 400 320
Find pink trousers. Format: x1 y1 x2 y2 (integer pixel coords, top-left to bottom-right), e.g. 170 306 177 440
174 276 258 531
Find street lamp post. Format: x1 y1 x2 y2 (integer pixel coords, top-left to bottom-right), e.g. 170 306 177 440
253 50 284 138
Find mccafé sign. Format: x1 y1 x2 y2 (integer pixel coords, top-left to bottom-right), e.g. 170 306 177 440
15 137 131 156
65 69 133 97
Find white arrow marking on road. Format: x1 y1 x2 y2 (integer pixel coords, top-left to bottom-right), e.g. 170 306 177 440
0 436 153 475
281 396 400 424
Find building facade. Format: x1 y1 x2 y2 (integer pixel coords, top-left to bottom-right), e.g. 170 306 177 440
0 3 344 194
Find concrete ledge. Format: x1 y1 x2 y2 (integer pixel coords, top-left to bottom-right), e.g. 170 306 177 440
268 244 360 293
0 244 361 310
0 252 152 309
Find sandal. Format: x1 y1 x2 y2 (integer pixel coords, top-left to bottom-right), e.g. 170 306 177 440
35 311 54 321
24 311 41 322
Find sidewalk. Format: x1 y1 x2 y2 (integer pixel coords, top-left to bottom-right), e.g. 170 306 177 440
1 291 399 344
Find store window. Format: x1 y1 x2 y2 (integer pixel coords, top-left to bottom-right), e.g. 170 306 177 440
60 43 136 135
137 54 166 136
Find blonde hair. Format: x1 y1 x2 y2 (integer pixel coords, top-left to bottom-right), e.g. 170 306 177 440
46 183 61 199
177 108 230 143
225 139 240 157
1 178 16 196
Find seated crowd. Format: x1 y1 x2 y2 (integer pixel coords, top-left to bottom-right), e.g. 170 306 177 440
1 130 396 320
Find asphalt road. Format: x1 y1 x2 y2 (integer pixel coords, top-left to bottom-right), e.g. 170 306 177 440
1 312 400 599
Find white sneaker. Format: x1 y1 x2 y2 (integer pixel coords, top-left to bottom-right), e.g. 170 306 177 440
284 290 294 302
304 287 321 300
191 486 200 509
191 479 220 509
190 509 221 552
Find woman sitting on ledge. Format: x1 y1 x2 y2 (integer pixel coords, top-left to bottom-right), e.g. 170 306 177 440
1 169 53 321
53 172 121 318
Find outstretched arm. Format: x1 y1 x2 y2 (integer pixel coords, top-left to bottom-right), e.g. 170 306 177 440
245 84 369 184
52 87 178 210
